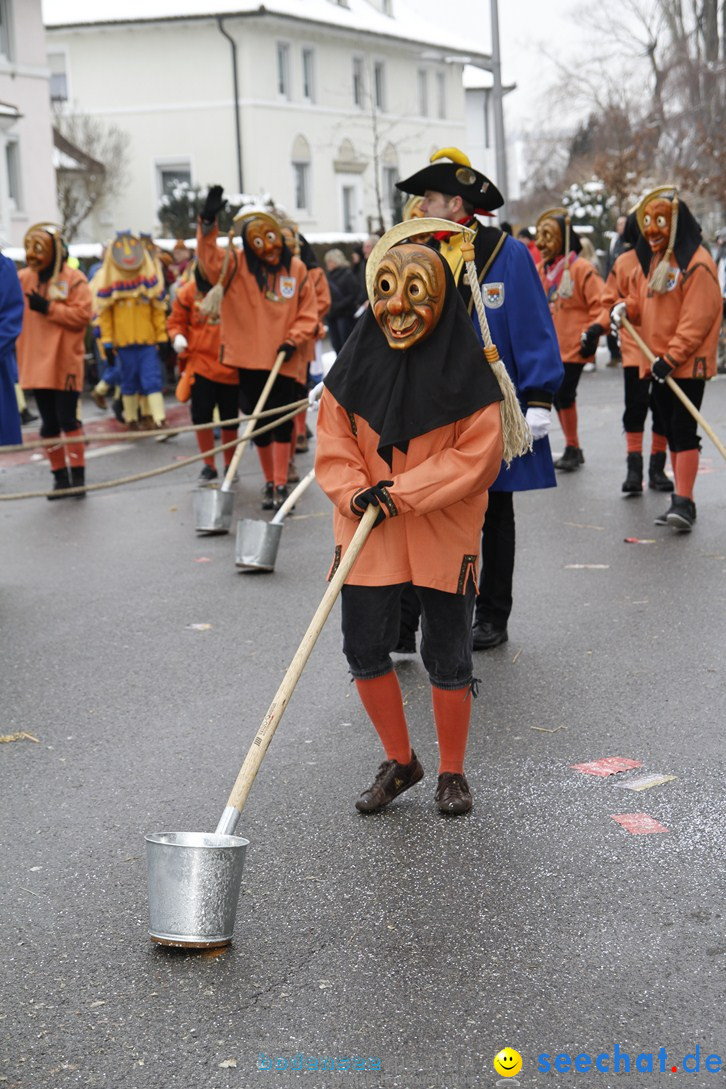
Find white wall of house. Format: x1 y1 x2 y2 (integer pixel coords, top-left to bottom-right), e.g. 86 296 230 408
0 0 58 247
47 14 477 241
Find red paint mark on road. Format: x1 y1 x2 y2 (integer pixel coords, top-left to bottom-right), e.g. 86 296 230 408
194 557 212 563
611 812 670 835
571 757 643 777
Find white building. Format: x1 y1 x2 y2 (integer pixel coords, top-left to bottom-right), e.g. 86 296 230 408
42 0 502 241
0 0 58 248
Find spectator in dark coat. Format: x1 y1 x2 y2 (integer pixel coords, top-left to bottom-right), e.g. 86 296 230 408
324 249 360 353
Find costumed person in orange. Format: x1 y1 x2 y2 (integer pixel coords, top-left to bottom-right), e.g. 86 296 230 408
280 221 331 479
611 186 722 530
16 223 92 498
95 231 169 431
167 259 239 484
598 212 672 495
315 233 506 816
196 186 318 510
535 208 605 471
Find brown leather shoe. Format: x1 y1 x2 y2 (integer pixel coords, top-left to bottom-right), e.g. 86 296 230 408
435 772 473 815
355 750 424 813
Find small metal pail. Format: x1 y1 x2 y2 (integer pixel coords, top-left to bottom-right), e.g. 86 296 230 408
235 518 284 571
194 488 234 535
145 831 249 948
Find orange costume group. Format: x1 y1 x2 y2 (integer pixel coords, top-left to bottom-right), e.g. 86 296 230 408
16 223 93 497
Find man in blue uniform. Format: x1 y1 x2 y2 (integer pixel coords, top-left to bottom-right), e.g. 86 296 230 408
395 149 563 649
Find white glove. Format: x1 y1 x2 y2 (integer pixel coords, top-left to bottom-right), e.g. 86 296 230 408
173 334 188 353
308 380 325 410
610 302 627 335
525 406 551 441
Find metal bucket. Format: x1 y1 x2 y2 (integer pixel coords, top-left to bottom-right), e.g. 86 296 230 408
194 488 234 535
235 518 284 571
145 831 249 948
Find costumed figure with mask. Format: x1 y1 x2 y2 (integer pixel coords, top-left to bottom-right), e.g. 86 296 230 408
16 223 93 497
0 251 25 447
315 228 506 816
196 187 318 510
95 231 169 431
167 259 239 484
610 186 722 531
535 208 605 472
597 212 672 495
280 222 331 476
394 149 563 652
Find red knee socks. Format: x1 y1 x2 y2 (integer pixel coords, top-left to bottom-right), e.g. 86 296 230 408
558 404 579 448
432 685 472 774
272 441 290 487
196 426 215 469
673 448 699 500
354 672 412 765
626 431 643 454
256 443 274 483
221 428 238 469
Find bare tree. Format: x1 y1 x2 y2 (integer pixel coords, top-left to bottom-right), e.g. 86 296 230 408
54 110 130 241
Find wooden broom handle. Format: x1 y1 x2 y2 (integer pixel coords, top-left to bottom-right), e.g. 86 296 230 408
222 504 379 816
622 316 726 462
220 349 287 492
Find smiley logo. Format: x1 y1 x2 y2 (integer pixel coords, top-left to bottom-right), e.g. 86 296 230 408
493 1047 522 1078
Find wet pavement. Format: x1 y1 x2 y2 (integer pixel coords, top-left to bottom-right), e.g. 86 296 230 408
2 362 725 1089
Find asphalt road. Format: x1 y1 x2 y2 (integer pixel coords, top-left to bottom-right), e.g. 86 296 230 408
2 357 725 1089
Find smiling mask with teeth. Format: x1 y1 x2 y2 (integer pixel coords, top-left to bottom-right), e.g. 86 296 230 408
372 244 445 351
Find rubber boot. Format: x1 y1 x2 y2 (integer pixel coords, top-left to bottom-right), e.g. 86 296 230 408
665 494 696 532
621 452 643 495
648 452 674 492
70 465 86 499
47 467 72 500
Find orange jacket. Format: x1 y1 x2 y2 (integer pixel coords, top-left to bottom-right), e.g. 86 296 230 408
314 390 503 593
291 265 332 382
597 249 642 368
623 246 722 379
167 279 236 385
17 265 92 392
538 256 605 362
196 223 319 379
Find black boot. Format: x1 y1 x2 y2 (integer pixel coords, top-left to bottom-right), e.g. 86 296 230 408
621 452 643 494
70 465 86 499
648 451 674 492
554 445 584 471
47 468 72 500
665 494 696 531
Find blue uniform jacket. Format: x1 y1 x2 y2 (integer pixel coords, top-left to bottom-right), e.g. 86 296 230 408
469 235 564 491
0 254 25 447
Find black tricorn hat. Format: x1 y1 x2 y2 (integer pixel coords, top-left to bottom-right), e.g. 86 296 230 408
396 147 503 213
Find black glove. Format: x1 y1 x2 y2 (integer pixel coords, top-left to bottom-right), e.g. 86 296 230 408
580 323 603 358
103 345 116 367
350 480 396 526
27 291 50 315
200 184 225 223
276 342 296 362
652 356 675 383
157 341 171 363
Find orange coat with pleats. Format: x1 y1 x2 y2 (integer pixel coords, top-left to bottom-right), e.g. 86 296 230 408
17 265 92 391
314 391 503 594
597 249 642 368
167 279 236 384
538 256 605 363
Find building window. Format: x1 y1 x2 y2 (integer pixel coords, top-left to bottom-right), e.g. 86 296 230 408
293 162 309 212
341 186 356 233
382 0 392 12
48 52 68 103
277 42 290 99
417 69 428 117
436 71 446 119
0 0 13 61
156 160 192 200
382 165 398 216
374 61 386 111
302 48 315 103
352 57 364 108
6 140 22 212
